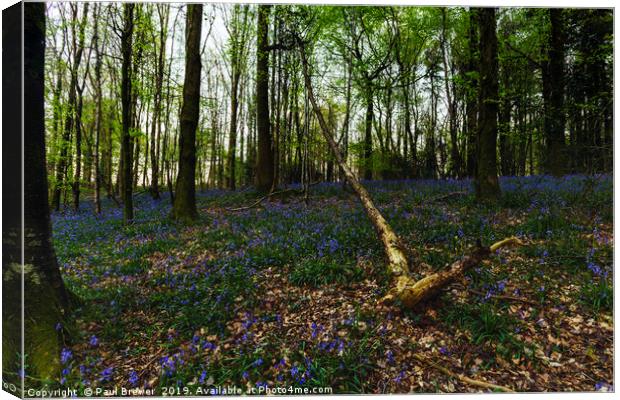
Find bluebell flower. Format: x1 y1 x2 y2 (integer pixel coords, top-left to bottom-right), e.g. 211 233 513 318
393 370 406 383
386 350 395 365
595 382 613 391
60 348 72 364
89 335 98 347
128 370 138 386
199 370 207 384
100 367 113 382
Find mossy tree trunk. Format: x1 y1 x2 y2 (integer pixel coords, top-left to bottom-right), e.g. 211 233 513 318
171 4 202 222
4 3 69 391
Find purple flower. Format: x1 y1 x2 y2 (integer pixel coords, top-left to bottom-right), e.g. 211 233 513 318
199 370 207 384
393 370 406 383
253 358 263 367
89 335 99 347
386 350 395 365
328 238 339 253
242 371 249 379
100 367 113 382
439 347 449 355
128 370 138 386
595 382 613 392
55 323 63 332
60 348 72 364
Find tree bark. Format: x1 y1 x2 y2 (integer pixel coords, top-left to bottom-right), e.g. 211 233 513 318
4 3 70 385
475 7 501 202
542 9 566 177
171 4 202 221
255 5 274 192
120 4 135 223
465 9 479 178
92 4 103 213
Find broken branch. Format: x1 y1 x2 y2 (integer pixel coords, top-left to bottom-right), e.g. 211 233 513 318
413 354 513 392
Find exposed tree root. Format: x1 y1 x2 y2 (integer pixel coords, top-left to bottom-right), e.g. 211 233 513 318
413 354 513 392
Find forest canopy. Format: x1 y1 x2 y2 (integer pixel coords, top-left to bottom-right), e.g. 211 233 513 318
44 4 613 209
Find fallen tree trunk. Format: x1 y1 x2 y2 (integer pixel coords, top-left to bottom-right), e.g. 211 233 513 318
298 43 410 279
298 40 522 308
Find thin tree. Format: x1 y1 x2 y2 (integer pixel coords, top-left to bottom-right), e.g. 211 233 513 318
225 5 251 190
51 3 88 211
171 3 203 221
150 4 169 200
90 4 104 214
120 4 135 223
465 8 478 178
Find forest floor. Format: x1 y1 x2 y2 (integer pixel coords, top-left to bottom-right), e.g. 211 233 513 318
52 175 613 394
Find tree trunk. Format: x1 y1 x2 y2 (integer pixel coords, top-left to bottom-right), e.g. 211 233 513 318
92 4 103 214
120 4 135 223
363 87 374 180
475 7 501 202
71 4 90 211
5 3 70 386
465 9 479 178
52 4 88 211
255 5 274 192
440 9 462 178
171 4 202 221
542 9 566 177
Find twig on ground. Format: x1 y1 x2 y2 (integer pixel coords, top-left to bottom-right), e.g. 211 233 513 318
226 182 320 212
412 191 468 208
466 287 540 306
413 354 513 392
